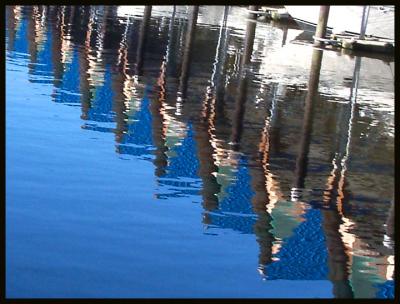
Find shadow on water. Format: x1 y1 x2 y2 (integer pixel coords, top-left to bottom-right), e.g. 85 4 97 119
6 5 394 299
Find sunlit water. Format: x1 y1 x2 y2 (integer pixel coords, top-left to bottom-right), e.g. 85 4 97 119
6 5 394 298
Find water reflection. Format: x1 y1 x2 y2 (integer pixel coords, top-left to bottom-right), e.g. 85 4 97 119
177 6 199 100
6 5 394 299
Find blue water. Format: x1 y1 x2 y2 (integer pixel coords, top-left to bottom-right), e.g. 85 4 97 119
6 6 394 298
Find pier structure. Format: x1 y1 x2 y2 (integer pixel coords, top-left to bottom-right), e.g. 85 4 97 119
313 6 330 47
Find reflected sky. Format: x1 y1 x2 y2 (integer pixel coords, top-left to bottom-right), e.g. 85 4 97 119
6 5 394 299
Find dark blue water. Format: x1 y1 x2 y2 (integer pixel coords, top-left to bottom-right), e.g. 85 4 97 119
6 5 394 298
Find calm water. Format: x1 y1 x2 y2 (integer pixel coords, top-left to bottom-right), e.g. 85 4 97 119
6 5 395 298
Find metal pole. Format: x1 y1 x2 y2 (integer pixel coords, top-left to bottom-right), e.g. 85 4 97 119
359 6 370 40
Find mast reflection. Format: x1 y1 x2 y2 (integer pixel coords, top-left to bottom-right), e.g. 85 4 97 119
6 6 22 52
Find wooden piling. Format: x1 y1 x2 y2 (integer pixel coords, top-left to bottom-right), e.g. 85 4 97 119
314 6 330 47
248 5 260 19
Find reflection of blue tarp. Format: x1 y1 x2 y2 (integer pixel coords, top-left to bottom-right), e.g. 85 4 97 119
13 18 28 55
208 157 257 234
163 123 199 180
86 65 115 123
157 123 202 198
54 49 81 104
375 280 394 299
118 92 153 156
266 208 329 280
31 28 53 82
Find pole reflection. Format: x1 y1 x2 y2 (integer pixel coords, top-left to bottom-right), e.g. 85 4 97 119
177 5 199 100
230 9 257 149
135 6 152 76
151 7 176 178
79 7 95 120
6 6 22 52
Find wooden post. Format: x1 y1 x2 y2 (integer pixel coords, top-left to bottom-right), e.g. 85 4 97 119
248 5 260 19
136 5 152 75
314 6 330 47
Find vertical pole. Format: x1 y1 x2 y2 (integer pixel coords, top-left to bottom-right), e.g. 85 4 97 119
151 59 168 178
294 49 323 190
359 6 370 40
27 8 38 71
166 6 177 77
215 6 230 113
136 5 152 75
242 5 259 65
151 7 178 178
386 199 394 238
79 8 94 120
281 24 288 47
194 121 221 211
178 5 199 99
321 207 355 298
6 6 18 52
230 71 248 148
50 6 64 89
230 6 259 147
314 6 330 46
248 5 260 19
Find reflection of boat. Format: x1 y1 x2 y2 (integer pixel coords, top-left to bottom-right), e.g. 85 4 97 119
285 6 394 40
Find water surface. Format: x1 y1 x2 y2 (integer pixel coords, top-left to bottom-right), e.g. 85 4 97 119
6 5 394 298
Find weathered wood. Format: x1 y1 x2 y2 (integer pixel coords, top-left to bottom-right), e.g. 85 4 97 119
314 6 330 47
